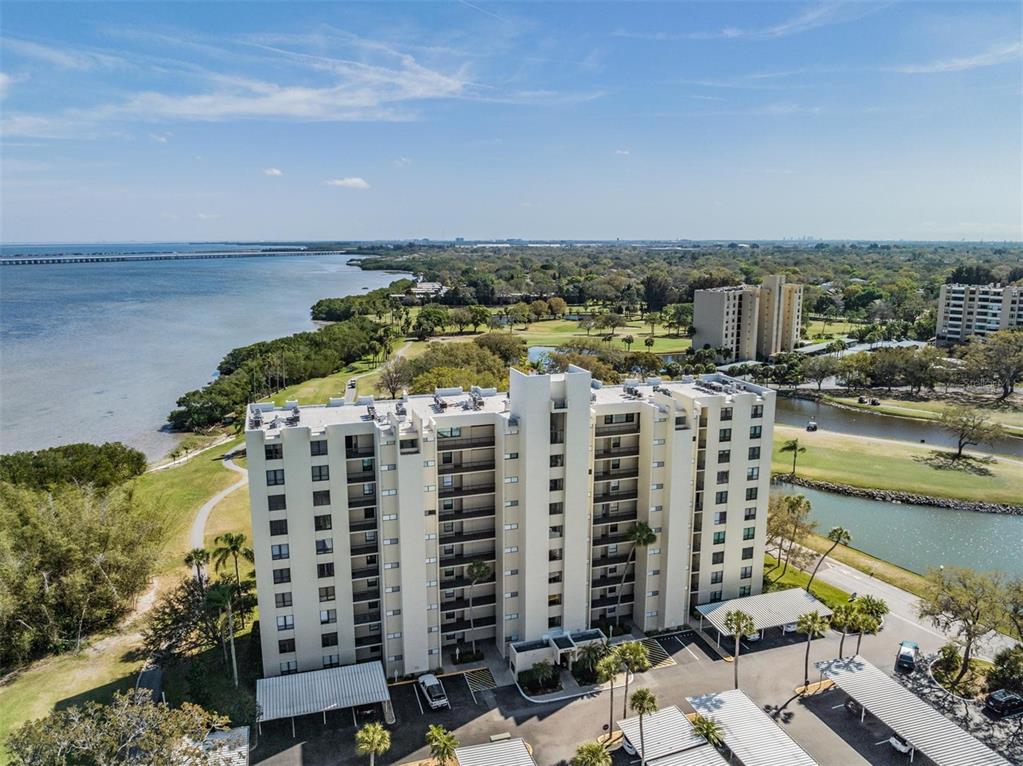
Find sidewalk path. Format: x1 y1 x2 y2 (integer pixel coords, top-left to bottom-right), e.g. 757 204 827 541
189 451 248 550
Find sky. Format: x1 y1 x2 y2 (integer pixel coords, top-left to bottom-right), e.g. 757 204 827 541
1 1 1021 243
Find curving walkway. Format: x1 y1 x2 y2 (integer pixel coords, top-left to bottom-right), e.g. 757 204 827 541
189 452 248 550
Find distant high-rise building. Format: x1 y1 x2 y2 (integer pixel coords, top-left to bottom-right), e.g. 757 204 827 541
692 275 803 362
936 283 1022 342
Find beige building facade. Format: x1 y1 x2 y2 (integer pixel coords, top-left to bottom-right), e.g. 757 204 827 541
936 283 1022 342
245 369 775 679
693 275 803 361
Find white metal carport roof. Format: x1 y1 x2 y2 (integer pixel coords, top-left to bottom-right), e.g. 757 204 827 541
455 738 536 766
696 588 832 635
256 662 390 723
617 705 707 762
816 656 1011 766
649 747 729 766
687 689 818 766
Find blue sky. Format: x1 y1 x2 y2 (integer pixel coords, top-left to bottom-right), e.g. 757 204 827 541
1 1 1020 242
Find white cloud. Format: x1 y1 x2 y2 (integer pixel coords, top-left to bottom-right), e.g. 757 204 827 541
324 177 370 189
891 40 1023 74
197 212 222 220
148 132 171 143
615 148 630 156
0 73 11 99
263 167 283 176
393 157 413 168
2 37 124 70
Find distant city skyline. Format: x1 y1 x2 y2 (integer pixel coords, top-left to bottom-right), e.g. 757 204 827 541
2 1 1021 242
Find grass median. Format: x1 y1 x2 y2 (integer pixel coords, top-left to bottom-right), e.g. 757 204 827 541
763 554 851 610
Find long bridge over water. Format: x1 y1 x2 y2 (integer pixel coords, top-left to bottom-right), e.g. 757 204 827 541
0 250 349 266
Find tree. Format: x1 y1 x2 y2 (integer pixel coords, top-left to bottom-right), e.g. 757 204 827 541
938 407 1005 459
6 689 228 766
776 495 816 576
596 652 622 735
987 646 1023 695
574 641 608 678
473 333 526 364
466 560 491 655
425 724 459 765
1004 577 1023 640
690 713 723 746
211 532 253 591
779 438 806 477
615 522 657 626
622 334 634 351
142 576 227 663
918 566 1004 687
205 583 239 687
468 304 492 332
963 329 1023 399
801 356 838 392
644 336 655 350
806 527 851 593
723 610 756 690
830 603 857 659
529 299 549 321
548 296 568 317
617 641 651 718
797 611 831 688
355 722 391 766
375 357 412 399
853 612 879 655
629 689 658 766
449 308 473 334
854 594 889 624
508 302 531 327
0 442 147 491
572 741 611 766
531 658 557 691
184 547 210 586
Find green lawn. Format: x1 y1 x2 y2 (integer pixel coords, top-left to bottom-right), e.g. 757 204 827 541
805 318 863 339
825 394 1023 437
772 425 1023 505
763 554 851 610
801 533 928 597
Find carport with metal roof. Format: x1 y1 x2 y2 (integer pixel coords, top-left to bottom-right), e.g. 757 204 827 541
687 689 818 766
617 705 727 765
255 661 394 737
455 737 537 766
696 588 832 644
816 656 1010 766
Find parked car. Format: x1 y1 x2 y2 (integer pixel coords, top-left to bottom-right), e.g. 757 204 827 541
782 622 798 633
844 698 863 717
895 641 918 672
889 734 913 754
417 673 450 710
744 631 761 642
984 689 1023 719
623 737 637 756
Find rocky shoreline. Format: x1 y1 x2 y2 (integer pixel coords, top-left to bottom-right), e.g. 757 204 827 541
773 474 1023 516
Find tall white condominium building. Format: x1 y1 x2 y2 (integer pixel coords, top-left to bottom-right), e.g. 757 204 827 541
936 283 1023 342
245 368 775 679
692 275 803 362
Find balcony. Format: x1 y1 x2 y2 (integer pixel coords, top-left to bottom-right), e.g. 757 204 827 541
439 549 496 568
592 553 631 569
348 495 377 509
346 446 374 459
592 531 633 548
351 566 379 580
592 510 638 526
350 541 379 556
441 614 497 635
440 593 497 611
593 488 639 504
592 572 634 589
440 573 495 590
439 528 496 545
591 592 634 609
347 470 375 484
437 460 496 476
438 484 495 499
437 436 496 451
594 445 640 459
595 421 640 437
354 611 381 625
593 467 639 482
352 588 380 603
354 634 383 648
439 506 495 522
349 518 377 533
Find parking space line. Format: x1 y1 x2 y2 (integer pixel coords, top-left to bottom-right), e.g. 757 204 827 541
679 638 701 662
464 675 478 705
411 683 425 715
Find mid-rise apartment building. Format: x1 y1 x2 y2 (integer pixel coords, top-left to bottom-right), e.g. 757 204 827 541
693 275 803 361
936 283 1022 342
245 368 775 679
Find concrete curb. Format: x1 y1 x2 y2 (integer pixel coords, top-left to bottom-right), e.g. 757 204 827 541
513 671 634 705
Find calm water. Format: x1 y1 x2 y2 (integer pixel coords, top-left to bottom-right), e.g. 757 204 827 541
773 483 1023 578
776 396 1023 458
1 249 405 459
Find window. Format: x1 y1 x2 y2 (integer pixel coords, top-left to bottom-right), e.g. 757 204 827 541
740 566 753 579
311 465 330 482
322 654 341 669
268 494 286 511
505 591 519 598
505 613 519 621
381 489 397 496
741 546 754 560
273 568 291 584
711 571 723 584
504 476 519 484
314 514 332 531
745 487 758 501
747 467 760 481
549 479 563 491
710 591 722 603
744 507 756 521
276 615 294 630
748 446 761 460
313 490 331 507
719 428 732 442
505 452 519 459
310 440 328 456
711 551 724 565
275 592 293 608
320 609 337 624
278 638 295 653
504 522 519 530
549 454 564 467
739 585 752 597
271 544 290 561
549 502 563 515
383 562 399 569
319 586 335 602
317 563 335 578
751 405 763 419
280 660 298 675
504 545 519 553
743 527 755 541
717 449 731 463
721 407 733 421
715 491 728 504
322 632 338 647
713 531 726 545
266 469 285 486
386 632 402 639
270 519 288 536
713 511 727 525
716 470 729 484
265 444 283 460
316 538 334 555
749 426 762 439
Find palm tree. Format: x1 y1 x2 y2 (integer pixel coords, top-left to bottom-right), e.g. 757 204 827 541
574 642 607 679
854 613 880 655
205 583 238 687
806 526 851 593
691 713 724 747
572 741 611 766
596 652 622 736
615 522 657 628
623 334 634 351
465 559 491 656
830 603 857 658
184 547 210 586
617 641 651 718
531 659 557 692
780 438 807 477
855 594 889 625
629 689 658 766
723 610 756 690
425 724 459 766
211 532 254 590
797 610 831 689
355 722 391 766
644 336 655 350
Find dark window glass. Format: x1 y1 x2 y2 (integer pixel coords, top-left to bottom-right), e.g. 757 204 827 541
265 444 283 460
310 440 328 456
321 632 339 647
268 494 287 511
741 546 754 560
269 519 288 536
272 568 291 584
266 469 285 486
317 562 335 578
311 465 330 482
314 514 332 531
278 638 295 653
313 490 331 507
275 592 292 608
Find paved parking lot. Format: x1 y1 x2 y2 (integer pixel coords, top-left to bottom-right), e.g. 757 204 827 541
250 615 1016 766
